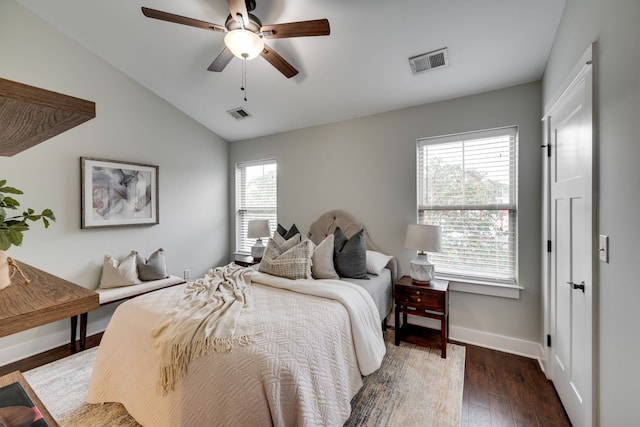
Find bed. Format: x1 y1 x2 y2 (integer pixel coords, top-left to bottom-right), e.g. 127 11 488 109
86 210 396 426
307 209 397 324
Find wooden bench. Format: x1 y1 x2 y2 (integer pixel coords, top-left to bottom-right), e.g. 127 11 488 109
72 275 185 350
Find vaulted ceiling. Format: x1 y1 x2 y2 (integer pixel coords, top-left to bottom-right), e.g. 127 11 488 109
17 0 566 141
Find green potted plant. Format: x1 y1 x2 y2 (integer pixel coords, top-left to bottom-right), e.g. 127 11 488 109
0 179 55 289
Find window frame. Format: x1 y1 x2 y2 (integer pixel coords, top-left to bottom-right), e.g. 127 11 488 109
235 159 277 255
416 126 519 286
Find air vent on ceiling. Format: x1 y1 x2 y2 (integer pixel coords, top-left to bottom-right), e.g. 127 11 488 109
409 47 449 75
227 107 252 120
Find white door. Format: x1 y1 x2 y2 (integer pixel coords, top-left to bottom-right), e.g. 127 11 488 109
545 47 595 427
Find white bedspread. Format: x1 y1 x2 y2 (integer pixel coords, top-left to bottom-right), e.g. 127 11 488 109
87 270 385 426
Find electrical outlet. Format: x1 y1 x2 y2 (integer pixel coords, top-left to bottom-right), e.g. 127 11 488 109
183 269 190 280
598 235 609 263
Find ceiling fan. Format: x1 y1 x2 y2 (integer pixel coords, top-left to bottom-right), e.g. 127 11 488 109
141 0 330 78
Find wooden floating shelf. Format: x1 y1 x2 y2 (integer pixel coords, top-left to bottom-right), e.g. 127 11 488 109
0 77 95 157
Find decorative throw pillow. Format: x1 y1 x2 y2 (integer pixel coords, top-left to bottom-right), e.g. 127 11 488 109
333 227 369 279
366 250 393 275
99 251 142 289
276 223 300 240
137 248 169 281
272 231 301 251
312 234 339 279
259 237 314 280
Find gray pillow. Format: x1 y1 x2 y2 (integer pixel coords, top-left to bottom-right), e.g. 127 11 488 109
136 248 169 281
277 223 300 240
333 227 369 279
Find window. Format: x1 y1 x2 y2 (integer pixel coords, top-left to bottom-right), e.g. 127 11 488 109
417 127 517 284
236 159 277 254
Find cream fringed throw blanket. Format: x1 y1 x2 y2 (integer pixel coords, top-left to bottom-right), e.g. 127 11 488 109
151 264 253 393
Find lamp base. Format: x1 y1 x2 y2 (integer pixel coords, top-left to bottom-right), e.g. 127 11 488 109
251 239 265 261
410 252 435 283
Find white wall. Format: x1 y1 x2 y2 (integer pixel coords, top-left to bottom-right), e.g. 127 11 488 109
0 1 229 364
543 1 640 424
230 82 543 350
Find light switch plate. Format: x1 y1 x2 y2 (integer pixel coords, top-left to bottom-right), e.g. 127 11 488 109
599 235 609 263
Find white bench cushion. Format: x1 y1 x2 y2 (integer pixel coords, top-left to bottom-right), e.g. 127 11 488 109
96 275 185 305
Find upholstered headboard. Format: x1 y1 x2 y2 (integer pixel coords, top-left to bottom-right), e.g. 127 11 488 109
307 209 398 280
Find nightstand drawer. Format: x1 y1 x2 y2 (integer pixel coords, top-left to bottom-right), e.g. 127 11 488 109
394 286 445 312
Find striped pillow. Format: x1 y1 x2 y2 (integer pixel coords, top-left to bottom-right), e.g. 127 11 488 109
259 237 313 280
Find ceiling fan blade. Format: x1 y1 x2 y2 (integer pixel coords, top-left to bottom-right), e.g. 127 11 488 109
141 7 225 32
207 47 235 72
226 0 249 26
261 19 330 39
260 44 298 78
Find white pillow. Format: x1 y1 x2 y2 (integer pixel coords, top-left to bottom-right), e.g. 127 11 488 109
99 251 142 288
311 234 339 279
366 250 393 275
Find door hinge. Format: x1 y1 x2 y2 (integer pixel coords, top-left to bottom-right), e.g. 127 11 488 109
547 334 552 347
547 240 552 253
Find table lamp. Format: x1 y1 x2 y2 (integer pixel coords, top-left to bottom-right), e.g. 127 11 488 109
404 223 442 283
247 219 270 261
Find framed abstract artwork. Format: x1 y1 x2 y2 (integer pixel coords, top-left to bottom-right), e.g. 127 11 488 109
81 157 159 229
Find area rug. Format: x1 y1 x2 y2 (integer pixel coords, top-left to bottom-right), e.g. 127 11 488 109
23 332 465 426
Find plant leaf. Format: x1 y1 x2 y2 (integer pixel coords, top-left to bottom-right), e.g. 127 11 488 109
7 229 23 246
1 196 19 208
0 185 24 195
42 209 56 221
0 231 11 251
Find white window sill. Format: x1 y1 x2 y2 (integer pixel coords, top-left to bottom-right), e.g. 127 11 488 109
435 274 523 299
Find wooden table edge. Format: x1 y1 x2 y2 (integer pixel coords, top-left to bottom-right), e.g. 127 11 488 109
0 370 59 426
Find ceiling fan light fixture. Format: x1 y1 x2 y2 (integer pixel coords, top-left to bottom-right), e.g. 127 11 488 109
224 29 264 60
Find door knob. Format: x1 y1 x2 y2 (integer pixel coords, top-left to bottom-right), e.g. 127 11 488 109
566 281 585 292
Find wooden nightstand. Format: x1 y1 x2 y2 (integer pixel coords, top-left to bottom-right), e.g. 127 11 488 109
234 255 260 267
394 275 449 358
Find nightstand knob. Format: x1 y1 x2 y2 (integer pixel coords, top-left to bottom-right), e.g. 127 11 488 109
417 298 421 302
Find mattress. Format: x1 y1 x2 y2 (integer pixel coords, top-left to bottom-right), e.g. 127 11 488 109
341 268 392 323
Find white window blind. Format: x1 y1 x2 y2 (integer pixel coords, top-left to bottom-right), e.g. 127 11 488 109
417 127 518 283
236 159 277 254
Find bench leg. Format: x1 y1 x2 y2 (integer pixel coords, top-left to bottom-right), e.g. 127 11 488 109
70 316 78 352
79 312 88 351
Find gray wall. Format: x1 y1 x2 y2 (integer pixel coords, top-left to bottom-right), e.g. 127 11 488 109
230 81 543 345
0 1 229 363
543 0 640 424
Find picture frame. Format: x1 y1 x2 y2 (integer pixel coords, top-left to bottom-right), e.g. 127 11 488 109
81 157 159 229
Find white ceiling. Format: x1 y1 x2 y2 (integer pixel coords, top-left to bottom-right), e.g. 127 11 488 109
17 0 566 142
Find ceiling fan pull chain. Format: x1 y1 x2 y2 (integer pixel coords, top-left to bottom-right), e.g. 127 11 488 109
241 55 248 101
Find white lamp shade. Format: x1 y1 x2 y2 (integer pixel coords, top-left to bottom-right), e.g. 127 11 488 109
404 224 442 252
224 29 264 60
247 219 270 239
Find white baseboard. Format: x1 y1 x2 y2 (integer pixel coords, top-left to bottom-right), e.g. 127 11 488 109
450 324 546 362
389 314 545 364
0 317 110 366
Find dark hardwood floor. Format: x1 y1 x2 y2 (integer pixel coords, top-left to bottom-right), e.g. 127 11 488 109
461 343 572 426
0 334 571 426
